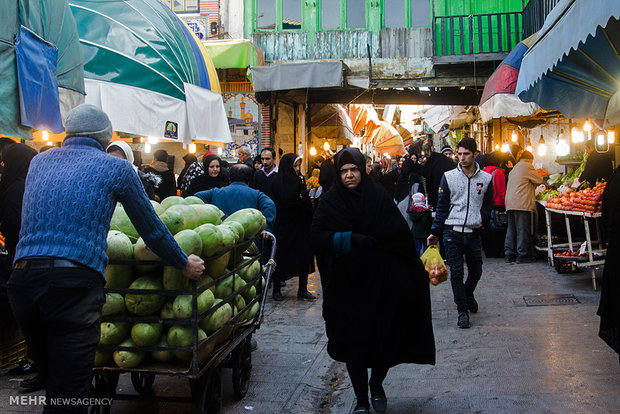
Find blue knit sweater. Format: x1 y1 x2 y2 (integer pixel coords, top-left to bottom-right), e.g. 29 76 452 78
15 137 187 278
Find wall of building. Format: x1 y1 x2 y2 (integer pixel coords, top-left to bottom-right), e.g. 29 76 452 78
220 0 245 39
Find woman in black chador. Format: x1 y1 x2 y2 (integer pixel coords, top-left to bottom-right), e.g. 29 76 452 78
271 153 316 301
598 165 620 363
311 148 435 414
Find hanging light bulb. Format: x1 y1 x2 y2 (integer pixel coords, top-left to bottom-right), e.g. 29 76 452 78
571 127 584 143
188 143 197 154
144 143 152 153
323 141 330 151
608 131 615 144
511 131 518 143
309 146 317 156
526 138 533 153
556 129 569 156
583 120 592 132
217 147 223 156
597 133 605 146
501 141 509 152
495 143 500 150
41 130 49 141
538 134 547 156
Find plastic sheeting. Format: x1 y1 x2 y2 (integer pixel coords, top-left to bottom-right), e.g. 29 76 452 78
310 104 354 143
70 0 229 143
202 39 264 69
516 0 620 122
15 26 63 132
479 94 540 123
250 62 343 92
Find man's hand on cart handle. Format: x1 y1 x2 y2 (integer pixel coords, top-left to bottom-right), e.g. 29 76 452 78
427 234 439 247
183 254 205 280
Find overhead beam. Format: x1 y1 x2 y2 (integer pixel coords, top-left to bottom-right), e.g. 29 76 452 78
286 87 483 105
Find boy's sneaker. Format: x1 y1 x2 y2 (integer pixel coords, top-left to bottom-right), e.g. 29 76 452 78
457 312 470 329
466 295 478 313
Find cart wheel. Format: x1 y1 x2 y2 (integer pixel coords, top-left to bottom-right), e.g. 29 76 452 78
193 368 222 414
231 336 252 400
89 371 118 414
131 372 155 394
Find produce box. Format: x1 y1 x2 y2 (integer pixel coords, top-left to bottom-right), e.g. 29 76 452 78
96 196 268 372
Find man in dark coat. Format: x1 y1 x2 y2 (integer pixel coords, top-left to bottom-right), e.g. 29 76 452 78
237 144 255 169
194 164 275 233
580 140 613 187
598 165 620 362
423 150 456 209
252 147 278 201
142 149 176 201
312 148 435 413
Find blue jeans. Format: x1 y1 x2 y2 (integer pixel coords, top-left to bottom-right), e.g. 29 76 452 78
414 238 427 256
443 229 483 313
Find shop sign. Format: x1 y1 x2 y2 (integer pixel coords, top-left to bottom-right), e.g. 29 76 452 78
181 16 208 40
164 121 178 139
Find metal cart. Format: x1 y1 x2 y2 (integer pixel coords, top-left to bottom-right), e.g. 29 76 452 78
89 232 276 414
544 207 605 289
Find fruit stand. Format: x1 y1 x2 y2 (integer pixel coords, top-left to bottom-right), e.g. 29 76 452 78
541 183 607 289
89 197 275 414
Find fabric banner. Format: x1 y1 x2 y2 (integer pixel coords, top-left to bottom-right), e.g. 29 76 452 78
250 62 343 92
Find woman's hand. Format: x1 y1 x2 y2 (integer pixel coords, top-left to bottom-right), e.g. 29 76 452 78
351 233 378 250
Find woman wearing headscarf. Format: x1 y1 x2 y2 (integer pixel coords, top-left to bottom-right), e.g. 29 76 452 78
106 141 159 200
312 148 435 414
182 154 229 197
598 166 620 362
394 152 425 203
177 153 198 189
180 151 213 194
271 153 316 301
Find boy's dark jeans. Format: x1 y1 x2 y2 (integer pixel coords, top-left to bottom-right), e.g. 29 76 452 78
7 263 104 413
443 229 483 313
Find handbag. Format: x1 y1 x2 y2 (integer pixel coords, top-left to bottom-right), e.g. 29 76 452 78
489 169 507 230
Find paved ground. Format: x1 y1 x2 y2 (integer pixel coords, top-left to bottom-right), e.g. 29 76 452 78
1 257 619 413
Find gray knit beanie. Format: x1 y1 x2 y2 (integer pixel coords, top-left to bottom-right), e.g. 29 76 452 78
64 104 113 147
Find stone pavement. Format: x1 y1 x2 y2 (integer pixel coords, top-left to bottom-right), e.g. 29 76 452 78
1 257 619 413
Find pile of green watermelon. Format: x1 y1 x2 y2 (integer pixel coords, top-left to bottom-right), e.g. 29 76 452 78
96 196 267 369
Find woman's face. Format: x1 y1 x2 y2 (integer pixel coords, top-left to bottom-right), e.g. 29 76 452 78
208 159 220 177
293 159 301 175
254 161 262 171
339 163 361 189
411 154 418 163
398 158 404 168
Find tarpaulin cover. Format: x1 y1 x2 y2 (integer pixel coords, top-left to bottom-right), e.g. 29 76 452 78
15 26 62 133
516 0 620 122
478 33 539 121
310 104 354 143
203 39 265 69
0 0 85 140
250 61 343 92
69 0 230 144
